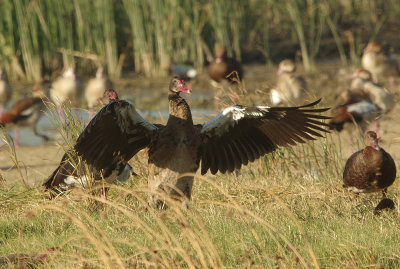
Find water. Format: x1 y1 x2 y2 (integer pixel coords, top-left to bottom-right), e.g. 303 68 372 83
1 93 215 147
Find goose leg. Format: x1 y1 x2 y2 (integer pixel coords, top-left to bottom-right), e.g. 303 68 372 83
33 126 49 142
88 108 94 121
57 106 65 124
382 188 387 198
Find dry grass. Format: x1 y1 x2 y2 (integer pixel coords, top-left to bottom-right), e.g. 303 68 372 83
0 86 400 268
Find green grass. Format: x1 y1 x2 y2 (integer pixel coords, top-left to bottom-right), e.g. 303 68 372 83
0 130 399 268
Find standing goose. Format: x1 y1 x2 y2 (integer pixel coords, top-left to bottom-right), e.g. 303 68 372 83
343 131 396 212
85 67 114 119
74 77 329 208
50 67 81 122
350 69 395 114
331 69 395 136
361 42 399 88
209 48 243 111
209 48 243 84
0 82 48 148
0 68 12 116
43 89 134 198
270 59 308 106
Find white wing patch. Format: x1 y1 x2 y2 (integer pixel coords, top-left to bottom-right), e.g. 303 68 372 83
187 68 198 78
270 89 281 105
201 105 270 137
20 107 34 116
63 175 90 189
347 101 378 114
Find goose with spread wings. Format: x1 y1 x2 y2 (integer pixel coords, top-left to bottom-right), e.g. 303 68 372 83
75 77 330 207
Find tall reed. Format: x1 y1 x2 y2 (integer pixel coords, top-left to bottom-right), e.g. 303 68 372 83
0 0 400 80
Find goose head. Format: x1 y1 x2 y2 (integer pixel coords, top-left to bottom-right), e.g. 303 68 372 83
104 89 119 102
63 67 76 80
169 77 190 94
277 59 296 75
364 131 380 150
364 42 381 54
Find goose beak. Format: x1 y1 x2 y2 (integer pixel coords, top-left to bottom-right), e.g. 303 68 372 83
350 72 358 79
178 80 191 93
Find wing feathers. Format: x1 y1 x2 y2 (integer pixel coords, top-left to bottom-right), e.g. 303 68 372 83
200 99 329 175
75 100 161 171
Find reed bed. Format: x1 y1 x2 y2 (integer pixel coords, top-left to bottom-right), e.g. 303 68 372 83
0 0 399 80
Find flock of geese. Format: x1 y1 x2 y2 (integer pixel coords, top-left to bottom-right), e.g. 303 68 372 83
0 42 398 213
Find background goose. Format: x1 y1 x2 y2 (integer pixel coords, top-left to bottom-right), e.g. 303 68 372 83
208 48 243 84
361 42 399 89
209 48 244 111
0 82 48 148
270 59 308 106
0 68 12 116
50 67 81 121
85 67 114 119
74 77 329 208
331 69 395 136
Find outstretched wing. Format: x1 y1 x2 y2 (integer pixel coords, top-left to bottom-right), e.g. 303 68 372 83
199 99 330 175
75 100 162 170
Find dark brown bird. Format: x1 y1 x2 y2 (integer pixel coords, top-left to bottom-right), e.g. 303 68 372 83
208 48 243 83
343 131 396 198
73 77 329 208
208 48 244 111
328 100 379 134
0 82 48 148
374 198 395 215
43 89 133 198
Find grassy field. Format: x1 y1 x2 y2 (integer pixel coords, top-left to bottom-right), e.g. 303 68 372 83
0 133 400 268
1 68 400 268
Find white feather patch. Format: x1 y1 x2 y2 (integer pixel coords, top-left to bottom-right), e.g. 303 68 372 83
201 105 270 137
270 89 281 105
347 101 378 114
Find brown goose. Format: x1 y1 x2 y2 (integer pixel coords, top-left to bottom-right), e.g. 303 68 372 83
0 82 48 148
43 89 133 198
209 48 244 111
331 69 395 137
328 99 380 135
343 131 396 198
209 48 243 84
74 77 329 208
